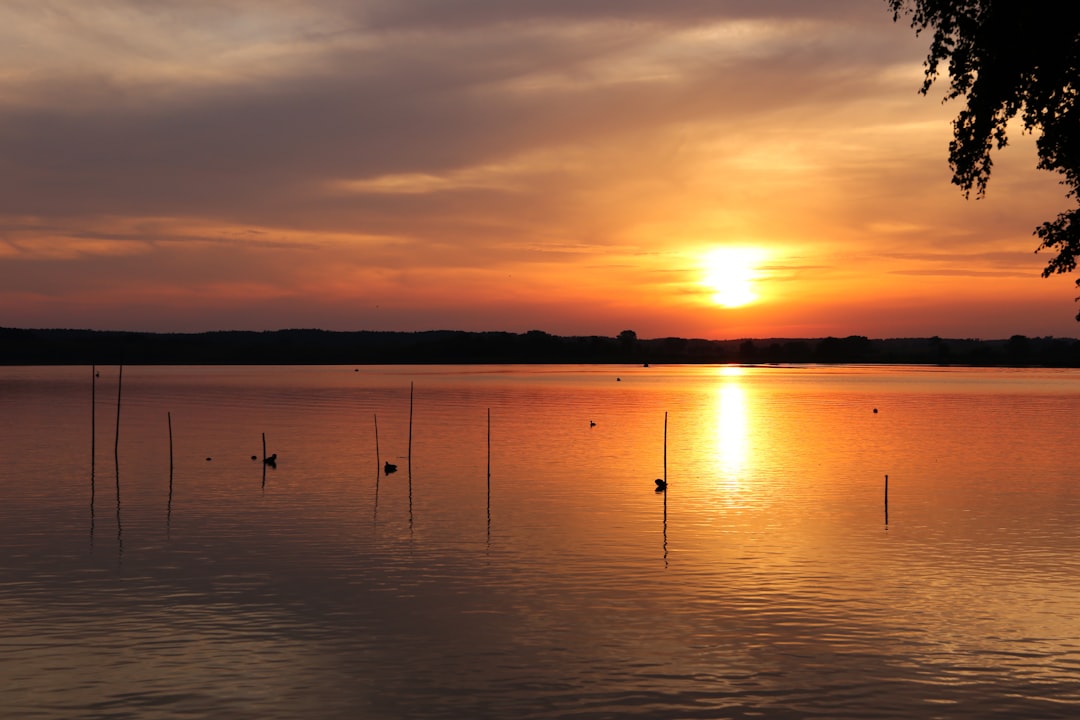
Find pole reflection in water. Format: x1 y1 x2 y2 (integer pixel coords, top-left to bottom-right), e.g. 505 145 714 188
373 467 381 527
662 484 668 568
115 460 123 562
89 467 95 547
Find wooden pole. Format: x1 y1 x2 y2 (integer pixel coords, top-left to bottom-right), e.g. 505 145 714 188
114 364 123 466
114 364 123 560
408 381 414 473
373 414 382 525
91 364 96 475
262 432 267 462
408 383 415 535
167 411 174 532
487 407 492 542
663 411 668 484
168 412 174 476
885 474 889 525
90 364 96 542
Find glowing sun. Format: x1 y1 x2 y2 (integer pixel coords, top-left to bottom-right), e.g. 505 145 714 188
701 247 766 308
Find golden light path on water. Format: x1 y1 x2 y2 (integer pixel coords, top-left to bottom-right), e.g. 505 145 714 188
707 365 750 490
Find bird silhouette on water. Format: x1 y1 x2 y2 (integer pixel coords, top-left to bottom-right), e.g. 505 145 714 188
384 461 398 475
264 453 277 468
655 478 667 492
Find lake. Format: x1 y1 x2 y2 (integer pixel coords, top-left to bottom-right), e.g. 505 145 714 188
2 363 1079 719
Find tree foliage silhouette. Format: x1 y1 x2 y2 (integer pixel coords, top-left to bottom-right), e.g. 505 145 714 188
890 1 1080 316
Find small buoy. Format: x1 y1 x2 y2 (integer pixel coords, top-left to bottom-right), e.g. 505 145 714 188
205 457 212 462
616 377 621 382
251 455 258 461
354 368 359 372
384 461 398 475
873 408 879 414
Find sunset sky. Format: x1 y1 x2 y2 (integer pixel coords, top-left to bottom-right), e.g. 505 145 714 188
2 1 1077 340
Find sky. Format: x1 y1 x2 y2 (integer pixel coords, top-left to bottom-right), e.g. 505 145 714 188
1 0 1077 340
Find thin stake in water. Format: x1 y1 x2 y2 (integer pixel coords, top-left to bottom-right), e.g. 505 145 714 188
168 411 174 476
373 413 381 525
91 364 96 476
408 381 414 473
487 407 491 544
167 411 174 532
114 364 123 466
663 411 668 484
662 411 669 565
408 382 415 536
90 364 96 542
885 474 889 527
655 412 670 492
114 364 123 561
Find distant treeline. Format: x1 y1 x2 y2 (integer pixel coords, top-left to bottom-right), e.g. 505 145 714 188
2 327 1080 367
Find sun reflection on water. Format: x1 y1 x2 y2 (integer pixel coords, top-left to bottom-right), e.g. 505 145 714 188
708 367 751 489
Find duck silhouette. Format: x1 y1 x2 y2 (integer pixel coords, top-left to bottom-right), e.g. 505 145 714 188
654 478 667 492
384 461 398 475
264 453 277 468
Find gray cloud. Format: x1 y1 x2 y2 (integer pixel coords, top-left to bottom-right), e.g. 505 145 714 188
2 1 1070 337
0 0 918 227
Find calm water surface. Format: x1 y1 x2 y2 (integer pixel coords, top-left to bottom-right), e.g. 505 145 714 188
2 364 1080 718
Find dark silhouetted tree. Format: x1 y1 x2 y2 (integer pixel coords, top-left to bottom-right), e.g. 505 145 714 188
816 335 873 363
617 330 638 360
929 335 951 363
890 1 1080 316
1007 333 1031 364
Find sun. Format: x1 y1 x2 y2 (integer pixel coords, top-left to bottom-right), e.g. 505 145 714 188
701 247 766 308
